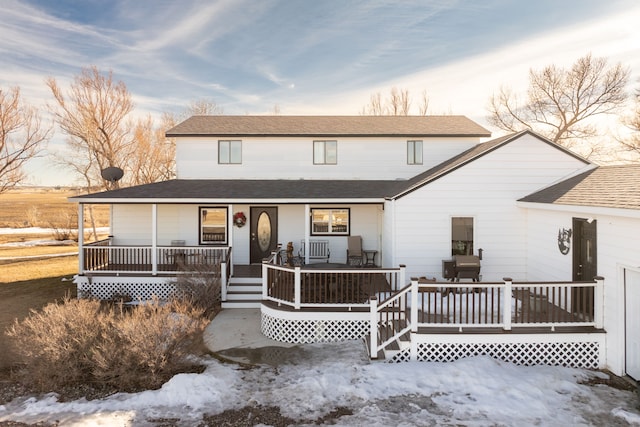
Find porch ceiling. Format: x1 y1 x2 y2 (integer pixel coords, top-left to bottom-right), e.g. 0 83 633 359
69 178 405 203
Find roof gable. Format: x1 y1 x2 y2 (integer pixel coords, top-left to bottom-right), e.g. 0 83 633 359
166 115 491 138
391 130 590 199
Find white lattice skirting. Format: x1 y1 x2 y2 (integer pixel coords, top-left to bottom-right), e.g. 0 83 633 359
389 333 605 369
261 305 369 343
75 275 176 300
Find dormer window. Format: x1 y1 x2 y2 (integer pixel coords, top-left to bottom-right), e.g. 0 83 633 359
313 140 337 164
407 140 423 165
219 140 242 164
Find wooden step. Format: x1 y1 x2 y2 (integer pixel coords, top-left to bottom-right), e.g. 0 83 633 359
221 299 262 309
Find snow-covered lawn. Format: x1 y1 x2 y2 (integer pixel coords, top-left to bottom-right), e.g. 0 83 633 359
1 340 638 426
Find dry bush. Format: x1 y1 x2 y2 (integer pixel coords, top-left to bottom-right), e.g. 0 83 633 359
5 298 106 390
25 206 39 227
6 297 209 392
171 262 222 319
49 208 78 241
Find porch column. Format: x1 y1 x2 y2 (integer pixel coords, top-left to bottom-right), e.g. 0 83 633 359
303 204 310 264
151 204 158 275
78 203 84 274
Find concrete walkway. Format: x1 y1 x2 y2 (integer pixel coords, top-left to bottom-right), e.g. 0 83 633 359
203 309 297 358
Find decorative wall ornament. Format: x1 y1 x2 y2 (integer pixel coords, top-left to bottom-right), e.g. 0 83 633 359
558 227 572 255
233 211 247 227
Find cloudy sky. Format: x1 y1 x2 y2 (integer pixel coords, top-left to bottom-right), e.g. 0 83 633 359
2 0 640 185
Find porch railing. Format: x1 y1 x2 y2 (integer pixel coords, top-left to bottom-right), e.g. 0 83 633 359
368 276 604 359
82 240 232 276
262 262 406 310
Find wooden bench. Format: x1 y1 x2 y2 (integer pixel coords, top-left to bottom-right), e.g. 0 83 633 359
299 239 330 263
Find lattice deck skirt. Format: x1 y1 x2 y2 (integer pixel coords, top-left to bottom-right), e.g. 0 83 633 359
390 332 605 369
76 275 176 300
261 305 369 343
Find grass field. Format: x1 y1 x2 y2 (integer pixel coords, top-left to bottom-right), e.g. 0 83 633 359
0 187 109 228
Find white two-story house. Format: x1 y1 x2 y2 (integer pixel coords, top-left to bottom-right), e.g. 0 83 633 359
70 115 640 379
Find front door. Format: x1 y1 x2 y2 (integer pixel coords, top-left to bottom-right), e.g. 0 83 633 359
250 206 278 264
625 269 640 380
572 218 597 281
572 218 597 318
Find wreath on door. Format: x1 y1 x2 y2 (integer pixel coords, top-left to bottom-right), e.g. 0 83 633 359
233 211 247 227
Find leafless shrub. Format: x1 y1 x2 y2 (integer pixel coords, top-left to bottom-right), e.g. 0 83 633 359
25 206 39 227
6 296 208 393
49 208 77 241
170 262 222 319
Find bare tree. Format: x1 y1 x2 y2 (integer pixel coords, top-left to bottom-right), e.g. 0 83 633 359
0 87 51 193
131 98 224 182
360 87 429 116
417 89 430 116
129 114 177 184
619 86 640 157
47 66 135 191
187 98 224 116
487 54 629 157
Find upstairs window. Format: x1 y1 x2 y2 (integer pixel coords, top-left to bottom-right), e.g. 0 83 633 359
452 217 474 255
200 207 228 245
219 140 242 164
313 140 337 164
407 140 423 165
311 208 349 235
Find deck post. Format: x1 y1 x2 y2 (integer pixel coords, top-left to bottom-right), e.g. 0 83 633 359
261 261 268 301
220 258 228 302
370 295 378 359
594 276 604 329
410 278 418 362
398 264 406 291
410 278 418 333
294 266 301 310
503 277 512 331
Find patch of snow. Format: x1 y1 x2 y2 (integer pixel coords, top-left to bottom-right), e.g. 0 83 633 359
0 227 109 235
0 340 638 426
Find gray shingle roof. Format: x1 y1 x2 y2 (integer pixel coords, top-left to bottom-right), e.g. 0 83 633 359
166 115 491 137
70 179 407 202
519 164 640 210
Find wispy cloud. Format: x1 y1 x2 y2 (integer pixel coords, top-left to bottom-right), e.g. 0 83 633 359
2 0 639 184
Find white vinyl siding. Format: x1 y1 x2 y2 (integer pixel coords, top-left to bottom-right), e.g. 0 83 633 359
388 133 589 282
524 205 640 376
175 136 480 180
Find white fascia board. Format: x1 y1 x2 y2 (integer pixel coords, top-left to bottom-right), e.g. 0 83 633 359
70 197 386 204
517 201 640 219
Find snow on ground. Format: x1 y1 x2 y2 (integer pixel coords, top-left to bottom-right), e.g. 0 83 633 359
1 340 638 426
0 227 109 249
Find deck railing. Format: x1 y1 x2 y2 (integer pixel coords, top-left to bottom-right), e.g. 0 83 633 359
409 277 604 331
82 241 232 276
262 262 406 310
368 276 604 359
